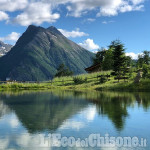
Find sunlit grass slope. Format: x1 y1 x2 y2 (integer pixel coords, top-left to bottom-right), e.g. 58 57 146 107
0 71 150 91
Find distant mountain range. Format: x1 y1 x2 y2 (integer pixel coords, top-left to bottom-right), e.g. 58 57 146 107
0 25 94 81
0 41 12 57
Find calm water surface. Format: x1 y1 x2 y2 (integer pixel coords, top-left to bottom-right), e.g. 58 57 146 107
0 91 150 150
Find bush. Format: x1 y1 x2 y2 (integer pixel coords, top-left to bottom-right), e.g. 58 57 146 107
142 64 149 78
146 73 150 79
99 76 107 84
73 77 87 84
111 71 116 76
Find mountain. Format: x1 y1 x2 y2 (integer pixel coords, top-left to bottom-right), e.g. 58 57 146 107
0 25 94 81
0 41 12 57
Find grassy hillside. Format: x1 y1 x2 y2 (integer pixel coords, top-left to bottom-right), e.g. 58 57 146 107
0 71 150 92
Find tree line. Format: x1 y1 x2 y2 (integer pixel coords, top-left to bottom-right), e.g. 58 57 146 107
54 40 150 79
93 40 150 79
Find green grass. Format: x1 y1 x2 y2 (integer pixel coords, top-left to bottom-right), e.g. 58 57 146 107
0 71 150 92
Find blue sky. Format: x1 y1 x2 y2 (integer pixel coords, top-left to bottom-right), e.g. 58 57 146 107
0 0 149 59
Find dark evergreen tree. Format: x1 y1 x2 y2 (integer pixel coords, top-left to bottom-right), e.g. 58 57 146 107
93 49 106 65
55 64 73 77
143 51 150 65
102 48 114 70
142 64 149 78
125 56 132 67
109 40 126 76
137 54 144 68
137 51 150 68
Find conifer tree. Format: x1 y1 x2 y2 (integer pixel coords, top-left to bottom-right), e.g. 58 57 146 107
109 40 126 76
55 64 73 77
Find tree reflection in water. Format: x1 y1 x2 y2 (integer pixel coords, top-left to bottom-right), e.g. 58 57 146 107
0 91 150 132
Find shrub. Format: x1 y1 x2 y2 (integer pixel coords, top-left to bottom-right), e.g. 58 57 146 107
73 77 87 84
111 71 116 76
99 76 107 84
146 73 150 79
142 64 149 78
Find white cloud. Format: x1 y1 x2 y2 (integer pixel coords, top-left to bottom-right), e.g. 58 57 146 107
58 28 88 38
84 107 97 121
126 52 143 59
16 133 54 148
82 18 96 24
9 116 19 128
79 39 100 50
0 11 9 21
64 0 145 17
13 2 60 26
0 138 9 149
131 0 145 5
102 20 115 24
0 0 146 25
87 18 96 22
0 32 20 42
119 3 144 13
60 120 85 130
0 0 28 12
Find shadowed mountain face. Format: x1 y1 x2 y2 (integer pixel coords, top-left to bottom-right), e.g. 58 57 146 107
0 41 12 57
0 25 94 81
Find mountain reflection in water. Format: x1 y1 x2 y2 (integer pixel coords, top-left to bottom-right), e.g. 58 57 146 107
0 91 150 150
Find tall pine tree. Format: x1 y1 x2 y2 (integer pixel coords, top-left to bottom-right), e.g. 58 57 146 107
109 40 126 76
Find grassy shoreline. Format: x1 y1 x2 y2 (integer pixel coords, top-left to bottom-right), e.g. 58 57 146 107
0 71 150 92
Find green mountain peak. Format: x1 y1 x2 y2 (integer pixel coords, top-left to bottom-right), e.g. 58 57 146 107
0 25 94 81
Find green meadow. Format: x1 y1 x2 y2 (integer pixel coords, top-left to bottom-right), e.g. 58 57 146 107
0 70 150 92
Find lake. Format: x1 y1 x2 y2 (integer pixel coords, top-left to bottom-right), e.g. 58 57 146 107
0 90 149 150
